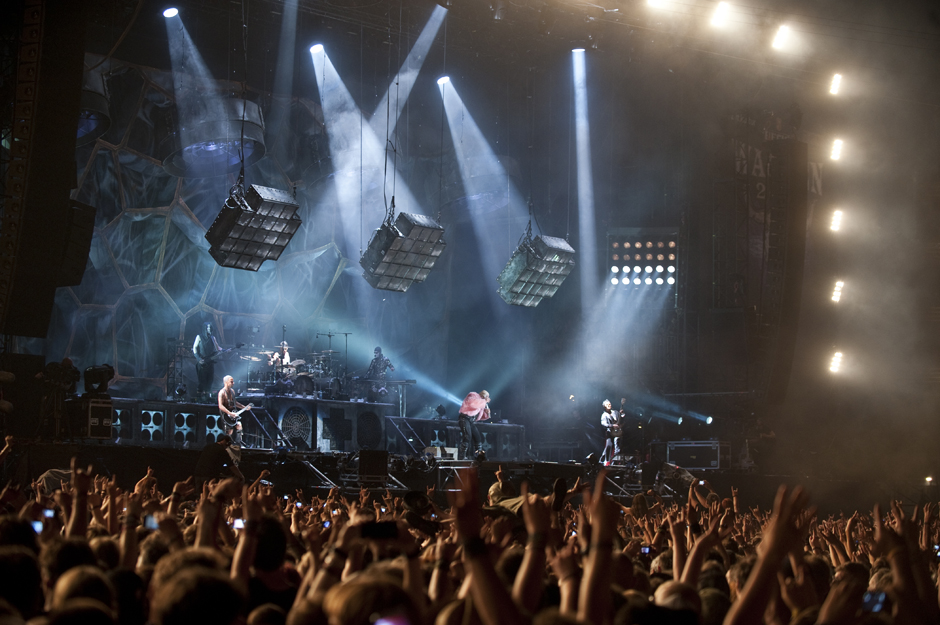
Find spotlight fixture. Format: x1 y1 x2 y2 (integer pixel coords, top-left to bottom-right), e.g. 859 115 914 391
155 98 266 178
830 210 843 231
437 76 450 86
711 2 730 26
830 139 843 160
205 184 302 271
84 364 115 394
310 44 324 54
829 351 843 373
772 25 790 49
830 73 842 94
497 228 576 307
571 47 585 52
831 281 844 302
163 7 179 18
360 206 447 292
705 416 713 425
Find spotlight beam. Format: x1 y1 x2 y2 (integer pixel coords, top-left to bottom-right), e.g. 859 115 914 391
371 5 447 140
572 50 598 311
438 78 530 313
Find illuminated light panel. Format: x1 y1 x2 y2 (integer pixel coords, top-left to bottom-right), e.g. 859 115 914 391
656 265 663 273
667 265 675 273
611 266 619 273
163 7 179 17
831 139 843 160
830 73 842 95
633 278 641 285
829 351 843 373
830 210 843 231
831 281 844 302
772 25 790 49
611 277 619 285
644 278 652 285
633 266 641 273
666 276 675 285
711 2 730 26
655 277 663 285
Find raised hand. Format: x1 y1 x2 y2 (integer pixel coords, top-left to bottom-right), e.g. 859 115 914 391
453 468 483 542
70 457 95 495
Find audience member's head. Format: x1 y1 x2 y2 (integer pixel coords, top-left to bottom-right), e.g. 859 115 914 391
323 575 419 625
52 565 116 612
0 515 39 554
0 545 43 619
150 569 244 625
150 547 228 595
654 581 702 615
250 603 288 625
48 598 116 625
698 588 731 625
39 538 97 593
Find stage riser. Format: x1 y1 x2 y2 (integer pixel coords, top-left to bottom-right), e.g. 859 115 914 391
65 399 528 461
385 420 526 461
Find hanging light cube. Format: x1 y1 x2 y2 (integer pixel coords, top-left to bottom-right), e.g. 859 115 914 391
497 235 576 307
205 184 301 271
360 212 447 292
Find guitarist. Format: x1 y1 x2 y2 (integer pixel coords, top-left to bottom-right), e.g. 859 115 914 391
193 322 222 398
218 375 249 447
600 398 625 467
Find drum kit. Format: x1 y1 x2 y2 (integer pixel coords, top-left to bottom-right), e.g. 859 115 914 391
243 348 344 398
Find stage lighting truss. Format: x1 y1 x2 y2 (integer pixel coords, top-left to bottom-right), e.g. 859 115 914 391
360 210 447 292
607 227 678 290
155 98 266 178
205 184 301 271
496 228 576 307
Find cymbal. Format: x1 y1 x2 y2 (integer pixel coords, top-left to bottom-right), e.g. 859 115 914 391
258 350 275 355
320 350 339 354
289 360 306 366
240 355 262 362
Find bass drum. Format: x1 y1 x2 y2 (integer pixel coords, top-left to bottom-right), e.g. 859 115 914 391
293 374 316 396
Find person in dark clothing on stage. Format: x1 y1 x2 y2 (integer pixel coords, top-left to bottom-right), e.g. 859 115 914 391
193 434 244 491
193 323 221 399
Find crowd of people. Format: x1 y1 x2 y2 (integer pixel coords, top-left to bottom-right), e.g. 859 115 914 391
0 443 937 625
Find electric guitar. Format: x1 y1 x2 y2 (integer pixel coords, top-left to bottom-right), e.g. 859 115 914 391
607 398 626 438
222 403 253 427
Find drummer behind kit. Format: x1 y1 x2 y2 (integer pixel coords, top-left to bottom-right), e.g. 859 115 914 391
244 348 345 398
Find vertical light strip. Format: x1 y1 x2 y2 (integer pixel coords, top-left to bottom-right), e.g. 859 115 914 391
572 49 597 309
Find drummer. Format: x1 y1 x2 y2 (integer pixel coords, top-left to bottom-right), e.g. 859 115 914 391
269 341 291 372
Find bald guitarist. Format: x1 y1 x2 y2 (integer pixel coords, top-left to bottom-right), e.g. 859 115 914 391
600 398 626 467
218 375 252 447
